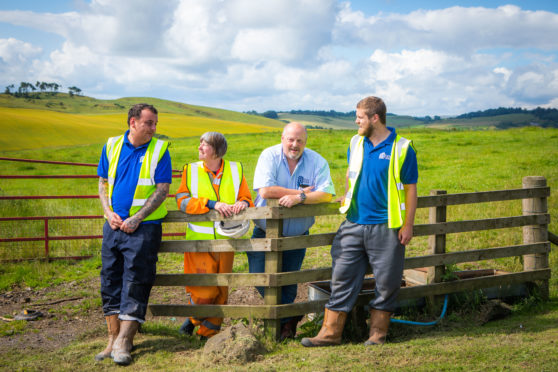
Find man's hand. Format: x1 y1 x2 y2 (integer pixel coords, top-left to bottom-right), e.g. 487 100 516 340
278 194 302 208
120 215 140 234
106 211 123 230
398 223 413 245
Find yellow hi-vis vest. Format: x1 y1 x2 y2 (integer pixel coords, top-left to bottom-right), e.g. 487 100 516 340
106 135 169 222
339 133 413 229
186 160 243 240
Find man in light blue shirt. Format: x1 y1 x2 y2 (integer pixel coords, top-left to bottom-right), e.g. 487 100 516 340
248 122 335 340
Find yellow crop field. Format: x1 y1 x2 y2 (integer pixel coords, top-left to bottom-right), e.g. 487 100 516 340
0 107 278 151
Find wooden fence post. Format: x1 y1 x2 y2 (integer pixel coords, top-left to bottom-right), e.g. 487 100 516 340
427 190 446 310
264 199 283 340
522 176 549 300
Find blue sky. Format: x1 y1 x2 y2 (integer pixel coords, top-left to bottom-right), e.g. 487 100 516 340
1 0 557 115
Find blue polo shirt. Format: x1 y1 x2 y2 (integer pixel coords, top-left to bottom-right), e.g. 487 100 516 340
97 131 172 223
347 127 418 225
253 144 335 236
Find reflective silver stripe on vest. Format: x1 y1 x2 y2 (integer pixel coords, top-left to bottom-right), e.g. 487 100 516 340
180 197 191 212
400 203 406 210
188 222 214 235
107 136 120 162
108 176 115 186
137 178 155 186
149 139 164 180
132 198 147 207
190 163 199 198
229 161 240 198
397 182 404 190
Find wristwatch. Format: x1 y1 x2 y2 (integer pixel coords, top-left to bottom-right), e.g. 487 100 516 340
299 191 306 204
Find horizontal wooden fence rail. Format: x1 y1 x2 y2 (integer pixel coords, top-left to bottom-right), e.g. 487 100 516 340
150 177 552 340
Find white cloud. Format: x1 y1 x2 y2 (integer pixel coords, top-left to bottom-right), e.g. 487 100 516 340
0 38 42 83
0 1 557 115
334 4 558 54
0 38 42 64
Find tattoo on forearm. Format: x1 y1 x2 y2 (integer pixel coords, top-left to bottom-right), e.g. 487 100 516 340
98 178 110 212
133 183 170 221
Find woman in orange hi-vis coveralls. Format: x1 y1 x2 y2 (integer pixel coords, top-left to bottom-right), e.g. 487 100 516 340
175 132 254 339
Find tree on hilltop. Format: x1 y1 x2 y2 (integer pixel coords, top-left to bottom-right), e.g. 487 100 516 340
68 86 82 97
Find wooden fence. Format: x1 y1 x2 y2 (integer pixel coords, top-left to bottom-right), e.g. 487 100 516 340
148 176 553 339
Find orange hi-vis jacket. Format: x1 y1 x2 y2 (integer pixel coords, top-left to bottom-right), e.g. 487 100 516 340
175 159 253 337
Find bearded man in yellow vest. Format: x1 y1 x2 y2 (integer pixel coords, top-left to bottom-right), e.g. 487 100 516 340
96 103 171 365
175 132 254 339
302 96 418 347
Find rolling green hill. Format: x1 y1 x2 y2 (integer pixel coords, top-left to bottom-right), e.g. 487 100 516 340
277 112 425 129
0 93 284 151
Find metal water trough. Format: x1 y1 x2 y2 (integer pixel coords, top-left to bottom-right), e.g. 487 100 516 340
307 276 424 319
308 268 529 319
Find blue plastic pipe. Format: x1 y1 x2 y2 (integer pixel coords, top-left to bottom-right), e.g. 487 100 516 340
390 294 449 326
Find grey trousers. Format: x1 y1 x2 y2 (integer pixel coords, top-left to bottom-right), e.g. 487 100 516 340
326 220 405 313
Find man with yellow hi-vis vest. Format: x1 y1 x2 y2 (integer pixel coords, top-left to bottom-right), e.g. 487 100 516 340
175 132 254 339
96 103 171 365
302 96 418 348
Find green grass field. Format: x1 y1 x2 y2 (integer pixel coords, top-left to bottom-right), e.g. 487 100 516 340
1 119 557 370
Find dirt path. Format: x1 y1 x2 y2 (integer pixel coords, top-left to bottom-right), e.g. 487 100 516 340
0 277 309 354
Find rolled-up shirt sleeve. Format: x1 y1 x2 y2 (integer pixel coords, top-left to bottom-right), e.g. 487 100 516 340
253 148 278 190
312 157 335 195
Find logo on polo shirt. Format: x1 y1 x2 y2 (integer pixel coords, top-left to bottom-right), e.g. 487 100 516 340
379 152 391 160
297 176 310 189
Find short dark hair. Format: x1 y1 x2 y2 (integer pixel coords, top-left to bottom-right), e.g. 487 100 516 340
200 132 228 158
357 96 386 124
127 103 158 126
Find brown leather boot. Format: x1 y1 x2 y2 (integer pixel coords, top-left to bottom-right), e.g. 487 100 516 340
111 320 139 365
94 314 120 361
364 309 391 345
301 308 347 347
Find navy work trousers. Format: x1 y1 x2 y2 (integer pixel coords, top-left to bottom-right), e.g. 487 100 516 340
246 226 307 324
100 221 162 322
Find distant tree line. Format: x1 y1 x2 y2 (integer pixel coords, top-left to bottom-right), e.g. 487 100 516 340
413 115 442 123
4 81 82 98
458 106 558 128
245 109 358 119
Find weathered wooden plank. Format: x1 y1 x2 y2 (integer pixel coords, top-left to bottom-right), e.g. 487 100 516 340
162 187 550 224
270 202 340 219
271 233 336 251
160 215 549 252
273 268 333 286
154 273 272 287
394 269 550 300
404 242 550 269
163 207 273 223
550 231 558 246
149 269 550 319
417 187 550 208
154 243 550 287
148 304 274 318
159 238 271 253
413 214 550 236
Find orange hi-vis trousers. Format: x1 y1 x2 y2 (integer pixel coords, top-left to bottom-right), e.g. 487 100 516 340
184 251 234 338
